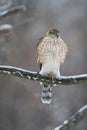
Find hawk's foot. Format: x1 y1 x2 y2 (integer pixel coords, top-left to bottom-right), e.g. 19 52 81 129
48 72 56 80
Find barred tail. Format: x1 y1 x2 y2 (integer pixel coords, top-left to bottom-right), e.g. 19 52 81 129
41 84 53 104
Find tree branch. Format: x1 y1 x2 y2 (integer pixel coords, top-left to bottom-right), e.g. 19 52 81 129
0 65 87 85
0 5 26 19
53 105 87 130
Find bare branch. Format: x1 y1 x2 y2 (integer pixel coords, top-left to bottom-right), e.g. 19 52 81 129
0 65 87 85
0 5 26 19
53 105 87 130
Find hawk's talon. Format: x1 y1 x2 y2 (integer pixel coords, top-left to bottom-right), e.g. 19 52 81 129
48 72 56 80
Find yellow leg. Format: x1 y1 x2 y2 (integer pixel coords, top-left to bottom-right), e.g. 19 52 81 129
48 72 56 80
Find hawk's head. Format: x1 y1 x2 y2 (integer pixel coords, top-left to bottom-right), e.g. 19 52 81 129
47 29 60 38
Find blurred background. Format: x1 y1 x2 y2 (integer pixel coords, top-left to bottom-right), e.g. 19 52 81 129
0 0 87 130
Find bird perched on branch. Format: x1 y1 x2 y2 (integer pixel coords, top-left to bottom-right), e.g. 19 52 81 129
37 29 68 104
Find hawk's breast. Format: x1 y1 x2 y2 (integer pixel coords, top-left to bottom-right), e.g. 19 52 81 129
37 36 68 65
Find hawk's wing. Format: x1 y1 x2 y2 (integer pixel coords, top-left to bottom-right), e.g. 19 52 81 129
39 63 42 70
37 37 44 48
37 37 44 70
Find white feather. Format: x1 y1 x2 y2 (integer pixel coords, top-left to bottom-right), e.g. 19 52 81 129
39 56 60 77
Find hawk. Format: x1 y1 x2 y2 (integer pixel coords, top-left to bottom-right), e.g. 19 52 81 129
37 29 68 104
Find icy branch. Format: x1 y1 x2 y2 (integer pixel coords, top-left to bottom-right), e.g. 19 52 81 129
0 5 26 19
53 105 87 130
0 65 87 85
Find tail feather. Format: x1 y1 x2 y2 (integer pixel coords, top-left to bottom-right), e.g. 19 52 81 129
41 83 53 104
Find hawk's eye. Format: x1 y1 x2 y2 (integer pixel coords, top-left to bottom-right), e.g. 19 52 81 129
49 31 55 35
48 29 60 37
49 31 53 34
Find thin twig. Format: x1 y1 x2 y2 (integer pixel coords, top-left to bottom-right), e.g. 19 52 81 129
0 65 87 85
53 105 87 130
0 5 26 19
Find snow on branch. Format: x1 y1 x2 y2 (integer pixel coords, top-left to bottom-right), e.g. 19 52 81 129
53 104 87 130
0 5 26 19
0 65 87 85
0 24 13 34
0 5 26 34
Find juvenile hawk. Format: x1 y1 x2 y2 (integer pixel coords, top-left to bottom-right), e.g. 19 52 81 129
37 29 68 104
